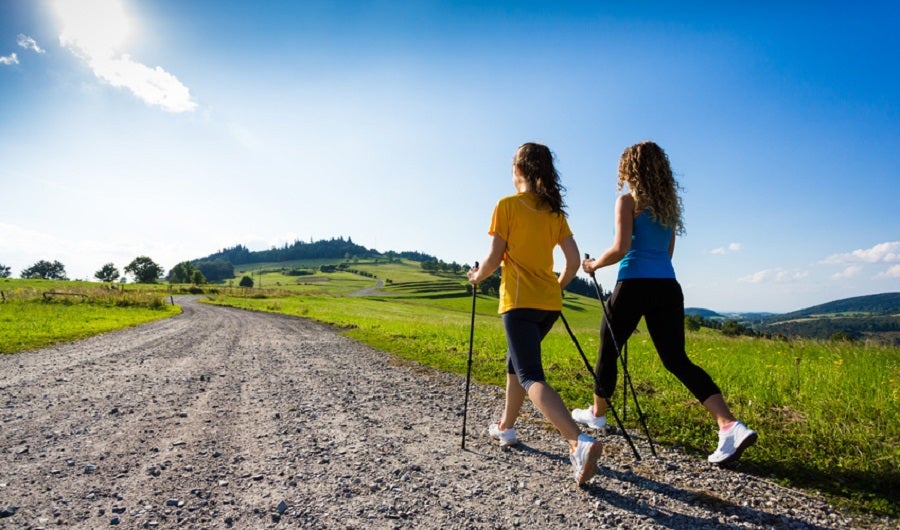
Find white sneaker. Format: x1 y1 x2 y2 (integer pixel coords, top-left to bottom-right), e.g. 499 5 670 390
572 406 607 430
488 421 518 447
708 421 757 465
569 434 602 486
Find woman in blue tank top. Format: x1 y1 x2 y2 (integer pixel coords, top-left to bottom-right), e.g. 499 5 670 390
572 141 757 465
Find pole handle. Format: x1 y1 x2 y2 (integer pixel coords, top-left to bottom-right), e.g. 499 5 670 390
584 253 596 278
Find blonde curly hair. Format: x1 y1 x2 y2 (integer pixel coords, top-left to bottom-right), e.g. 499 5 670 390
617 141 685 235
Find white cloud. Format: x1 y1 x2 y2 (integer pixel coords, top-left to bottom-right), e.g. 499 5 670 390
739 267 809 284
709 242 742 255
0 52 19 65
17 34 45 54
88 54 198 113
822 241 900 264
877 264 900 279
54 0 197 113
831 265 863 280
0 223 191 281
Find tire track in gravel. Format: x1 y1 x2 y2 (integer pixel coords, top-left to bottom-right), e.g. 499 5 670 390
0 297 893 529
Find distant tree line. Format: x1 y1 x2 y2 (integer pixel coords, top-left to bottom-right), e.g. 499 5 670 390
167 259 235 284
420 259 465 274
563 276 611 300
682 312 900 344
0 257 165 283
199 237 378 265
283 268 314 276
473 270 501 296
764 316 900 342
397 250 437 262
344 268 377 278
684 314 773 338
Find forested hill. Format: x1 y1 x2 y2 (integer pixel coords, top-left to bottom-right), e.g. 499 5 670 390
196 238 437 266
685 294 899 345
760 293 900 344
769 292 900 321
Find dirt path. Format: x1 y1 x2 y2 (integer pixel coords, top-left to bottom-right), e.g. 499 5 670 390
348 279 385 297
0 298 891 529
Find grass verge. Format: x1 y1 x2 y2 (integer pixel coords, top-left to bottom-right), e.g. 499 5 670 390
0 279 180 354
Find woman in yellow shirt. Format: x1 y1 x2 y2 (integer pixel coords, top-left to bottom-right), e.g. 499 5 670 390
468 142 602 487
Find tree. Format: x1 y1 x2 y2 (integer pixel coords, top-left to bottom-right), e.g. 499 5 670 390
479 273 501 296
194 259 234 282
190 270 206 285
685 314 702 332
125 256 164 284
721 319 747 337
829 331 856 342
0 263 10 278
21 260 68 280
239 275 254 288
94 263 120 283
168 261 197 284
564 276 595 298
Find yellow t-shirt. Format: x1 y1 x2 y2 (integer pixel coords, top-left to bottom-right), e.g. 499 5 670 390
489 192 573 314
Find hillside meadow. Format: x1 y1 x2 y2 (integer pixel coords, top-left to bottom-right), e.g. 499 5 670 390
1 260 897 517
0 278 179 353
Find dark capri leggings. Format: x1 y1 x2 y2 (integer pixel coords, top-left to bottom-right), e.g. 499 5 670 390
594 278 721 403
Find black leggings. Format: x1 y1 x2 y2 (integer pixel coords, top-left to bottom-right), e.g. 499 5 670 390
594 279 721 403
502 308 560 391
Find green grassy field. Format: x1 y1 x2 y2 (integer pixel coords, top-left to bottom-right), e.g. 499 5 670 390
202 259 898 518
1 262 897 517
0 279 180 353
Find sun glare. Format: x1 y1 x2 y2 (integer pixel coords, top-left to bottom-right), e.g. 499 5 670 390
54 0 133 58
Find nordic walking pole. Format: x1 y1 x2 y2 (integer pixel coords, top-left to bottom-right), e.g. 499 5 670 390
461 261 479 450
586 259 630 420
622 341 629 422
585 254 657 457
584 253 630 419
559 312 641 460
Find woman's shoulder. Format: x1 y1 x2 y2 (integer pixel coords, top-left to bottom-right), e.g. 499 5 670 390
495 193 518 208
616 193 636 209
497 191 527 202
497 192 538 207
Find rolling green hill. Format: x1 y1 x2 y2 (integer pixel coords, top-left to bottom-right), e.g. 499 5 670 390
687 294 900 345
684 307 726 319
771 292 900 319
760 293 900 344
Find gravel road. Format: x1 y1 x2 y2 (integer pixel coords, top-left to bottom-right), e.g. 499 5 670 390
0 298 893 529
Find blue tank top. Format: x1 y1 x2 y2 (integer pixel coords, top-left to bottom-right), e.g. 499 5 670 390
617 210 676 280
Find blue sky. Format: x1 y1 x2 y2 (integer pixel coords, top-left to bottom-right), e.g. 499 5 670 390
1 0 898 313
